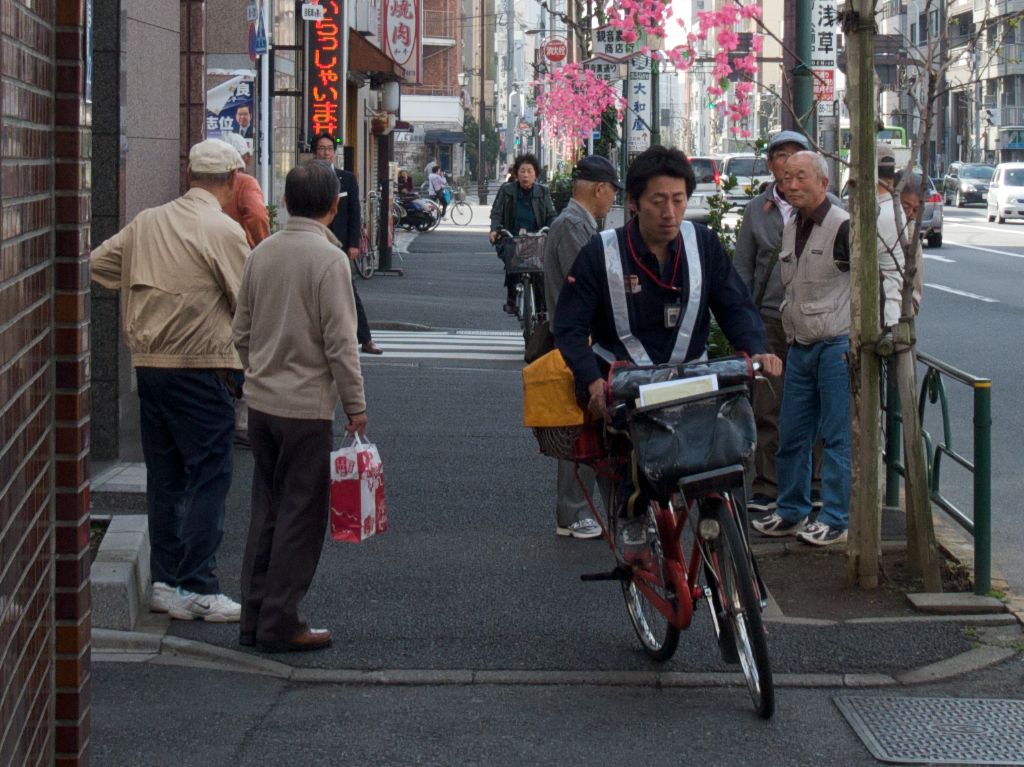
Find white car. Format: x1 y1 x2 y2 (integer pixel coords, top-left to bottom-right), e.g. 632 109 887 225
986 162 1024 224
684 156 722 223
719 154 772 209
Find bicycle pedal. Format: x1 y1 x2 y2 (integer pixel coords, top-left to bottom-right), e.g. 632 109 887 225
580 567 628 582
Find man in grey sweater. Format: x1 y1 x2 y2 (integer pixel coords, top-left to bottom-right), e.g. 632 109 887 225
232 161 367 653
734 131 835 512
542 156 621 539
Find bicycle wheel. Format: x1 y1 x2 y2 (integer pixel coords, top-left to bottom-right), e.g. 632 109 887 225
621 504 681 661
520 278 535 341
701 495 774 718
355 252 375 279
450 201 472 226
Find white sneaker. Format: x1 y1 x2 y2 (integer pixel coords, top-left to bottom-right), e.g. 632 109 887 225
150 582 175 613
556 518 603 539
167 589 242 623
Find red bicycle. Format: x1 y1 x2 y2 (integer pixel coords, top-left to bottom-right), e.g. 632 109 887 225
537 354 774 718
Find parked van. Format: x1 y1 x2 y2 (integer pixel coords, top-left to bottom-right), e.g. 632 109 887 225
986 162 1024 224
719 154 771 209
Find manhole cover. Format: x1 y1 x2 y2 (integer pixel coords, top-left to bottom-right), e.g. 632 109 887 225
834 696 1024 765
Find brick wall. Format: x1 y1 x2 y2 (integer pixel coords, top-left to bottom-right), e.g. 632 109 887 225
0 0 58 763
180 0 206 192
0 0 91 762
53 0 93 762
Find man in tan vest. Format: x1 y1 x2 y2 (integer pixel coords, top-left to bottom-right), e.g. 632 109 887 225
752 151 851 547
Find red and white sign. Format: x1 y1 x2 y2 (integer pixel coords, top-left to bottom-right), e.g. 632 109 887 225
543 37 568 63
813 68 835 101
382 0 422 84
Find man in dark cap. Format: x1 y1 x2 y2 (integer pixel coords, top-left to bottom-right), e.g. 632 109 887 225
542 155 623 539
734 131 836 514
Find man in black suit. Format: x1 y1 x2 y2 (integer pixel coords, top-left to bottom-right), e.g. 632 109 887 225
235 105 254 139
313 133 382 354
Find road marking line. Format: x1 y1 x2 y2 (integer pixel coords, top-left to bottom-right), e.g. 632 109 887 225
923 254 955 263
942 240 1024 259
924 283 999 303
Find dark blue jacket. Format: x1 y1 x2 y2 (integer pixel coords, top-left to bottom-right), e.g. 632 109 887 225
553 221 767 389
329 167 361 251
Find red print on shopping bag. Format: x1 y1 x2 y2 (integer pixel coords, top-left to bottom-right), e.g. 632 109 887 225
329 435 388 542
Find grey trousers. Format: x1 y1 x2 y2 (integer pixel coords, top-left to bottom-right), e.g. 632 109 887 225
240 409 333 643
753 314 822 498
555 458 600 527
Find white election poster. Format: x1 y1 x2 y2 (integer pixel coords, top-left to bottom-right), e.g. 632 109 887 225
627 53 652 153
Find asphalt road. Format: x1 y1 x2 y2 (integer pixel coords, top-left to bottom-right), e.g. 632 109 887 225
913 205 1024 594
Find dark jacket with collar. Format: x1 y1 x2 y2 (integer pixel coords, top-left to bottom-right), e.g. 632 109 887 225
489 181 557 235
328 167 361 251
553 221 767 390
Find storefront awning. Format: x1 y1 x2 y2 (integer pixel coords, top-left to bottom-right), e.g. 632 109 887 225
348 30 406 82
425 129 465 145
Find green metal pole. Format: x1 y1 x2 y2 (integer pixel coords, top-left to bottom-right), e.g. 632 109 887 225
884 360 902 508
973 381 992 595
793 0 814 133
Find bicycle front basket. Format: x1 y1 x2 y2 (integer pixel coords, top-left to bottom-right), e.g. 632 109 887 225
506 234 546 273
628 387 755 499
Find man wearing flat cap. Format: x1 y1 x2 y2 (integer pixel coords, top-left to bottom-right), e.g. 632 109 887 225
542 155 623 540
91 138 250 623
734 131 838 514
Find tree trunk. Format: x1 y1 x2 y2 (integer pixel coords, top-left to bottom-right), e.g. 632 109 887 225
843 1 881 589
894 320 943 591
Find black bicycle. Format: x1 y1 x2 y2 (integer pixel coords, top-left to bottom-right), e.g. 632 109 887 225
496 228 548 342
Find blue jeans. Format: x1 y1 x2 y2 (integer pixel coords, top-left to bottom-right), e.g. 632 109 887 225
137 368 235 594
775 337 851 529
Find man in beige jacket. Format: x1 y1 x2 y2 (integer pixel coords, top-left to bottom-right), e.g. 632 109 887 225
90 139 250 622
233 160 367 653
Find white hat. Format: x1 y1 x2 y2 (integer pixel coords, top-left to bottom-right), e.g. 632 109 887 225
219 132 252 165
189 139 243 173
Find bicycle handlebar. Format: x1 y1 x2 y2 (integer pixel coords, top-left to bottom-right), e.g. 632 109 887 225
495 227 550 241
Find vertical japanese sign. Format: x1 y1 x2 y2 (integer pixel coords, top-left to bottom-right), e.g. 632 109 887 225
627 53 652 153
206 74 257 150
382 0 422 83
306 0 347 141
810 0 838 116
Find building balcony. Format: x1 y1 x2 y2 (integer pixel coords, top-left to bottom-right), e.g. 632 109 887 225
423 10 456 45
404 84 461 98
980 43 1024 78
974 0 1024 17
998 105 1024 127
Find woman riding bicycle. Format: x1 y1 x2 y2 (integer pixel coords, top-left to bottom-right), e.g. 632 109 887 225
488 153 557 314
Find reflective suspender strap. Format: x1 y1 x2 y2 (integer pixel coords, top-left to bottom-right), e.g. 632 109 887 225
668 221 705 365
601 229 653 366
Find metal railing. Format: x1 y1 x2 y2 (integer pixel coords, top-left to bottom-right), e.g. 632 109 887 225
882 352 992 594
422 10 456 39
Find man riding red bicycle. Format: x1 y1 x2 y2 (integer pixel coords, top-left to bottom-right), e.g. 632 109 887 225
552 146 782 551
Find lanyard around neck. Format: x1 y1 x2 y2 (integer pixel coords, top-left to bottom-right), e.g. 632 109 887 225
625 219 682 293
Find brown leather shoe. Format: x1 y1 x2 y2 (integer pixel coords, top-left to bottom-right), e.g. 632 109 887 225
258 627 332 653
361 341 384 355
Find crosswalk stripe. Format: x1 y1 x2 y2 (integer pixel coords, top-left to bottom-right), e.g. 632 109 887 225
366 329 525 361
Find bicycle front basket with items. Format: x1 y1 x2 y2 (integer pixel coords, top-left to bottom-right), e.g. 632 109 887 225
611 355 756 500
506 234 546 273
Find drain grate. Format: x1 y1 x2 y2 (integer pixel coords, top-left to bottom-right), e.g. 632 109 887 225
834 696 1024 765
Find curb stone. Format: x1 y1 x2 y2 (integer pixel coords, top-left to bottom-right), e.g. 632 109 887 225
90 629 1019 689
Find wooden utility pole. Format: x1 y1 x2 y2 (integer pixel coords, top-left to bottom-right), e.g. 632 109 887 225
842 0 881 589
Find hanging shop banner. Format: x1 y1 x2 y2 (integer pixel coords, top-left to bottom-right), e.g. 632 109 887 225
382 0 422 83
811 0 838 117
206 73 256 151
307 0 347 141
627 53 652 153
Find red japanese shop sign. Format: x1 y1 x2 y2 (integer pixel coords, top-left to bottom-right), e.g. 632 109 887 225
382 0 422 84
307 0 347 141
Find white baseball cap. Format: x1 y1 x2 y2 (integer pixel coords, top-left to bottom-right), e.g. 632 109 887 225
189 139 243 173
